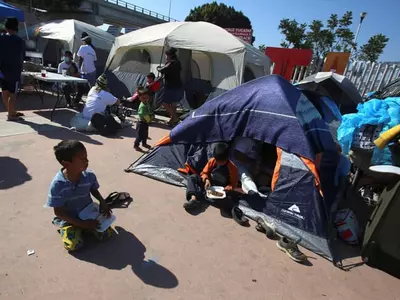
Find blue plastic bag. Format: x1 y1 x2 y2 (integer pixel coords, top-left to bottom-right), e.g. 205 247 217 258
338 97 400 165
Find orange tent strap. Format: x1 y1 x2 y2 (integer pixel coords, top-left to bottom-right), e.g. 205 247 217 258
271 148 282 191
154 135 171 147
177 168 188 174
177 163 197 175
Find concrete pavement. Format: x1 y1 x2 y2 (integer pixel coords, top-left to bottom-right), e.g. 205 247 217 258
0 97 399 300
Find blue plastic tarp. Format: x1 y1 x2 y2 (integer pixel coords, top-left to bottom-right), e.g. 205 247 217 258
0 1 24 22
338 97 400 165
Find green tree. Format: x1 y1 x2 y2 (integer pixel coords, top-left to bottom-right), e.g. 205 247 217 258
306 20 334 58
358 34 390 62
278 11 388 62
325 12 355 52
185 1 255 44
258 44 266 52
278 18 310 49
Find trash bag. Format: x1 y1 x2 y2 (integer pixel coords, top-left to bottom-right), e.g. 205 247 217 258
338 97 400 166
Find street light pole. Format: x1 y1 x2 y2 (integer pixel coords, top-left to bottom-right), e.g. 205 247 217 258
354 12 367 48
168 0 172 21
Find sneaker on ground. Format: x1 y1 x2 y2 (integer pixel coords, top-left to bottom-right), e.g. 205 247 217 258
255 217 276 238
276 237 307 263
232 206 249 226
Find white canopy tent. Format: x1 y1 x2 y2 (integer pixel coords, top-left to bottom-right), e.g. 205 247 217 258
106 21 270 91
22 19 115 71
32 19 115 54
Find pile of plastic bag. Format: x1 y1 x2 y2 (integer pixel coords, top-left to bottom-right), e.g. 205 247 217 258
338 97 400 165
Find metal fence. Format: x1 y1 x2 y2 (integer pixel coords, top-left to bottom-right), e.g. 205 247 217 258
103 0 178 22
344 62 400 96
9 0 178 22
290 61 400 95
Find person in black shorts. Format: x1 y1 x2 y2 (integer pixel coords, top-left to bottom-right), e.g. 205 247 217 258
156 48 183 126
0 18 25 121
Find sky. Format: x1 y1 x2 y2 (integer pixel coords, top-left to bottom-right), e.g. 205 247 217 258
118 0 399 62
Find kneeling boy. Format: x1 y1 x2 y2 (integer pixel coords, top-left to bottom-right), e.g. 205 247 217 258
47 140 113 251
184 142 239 210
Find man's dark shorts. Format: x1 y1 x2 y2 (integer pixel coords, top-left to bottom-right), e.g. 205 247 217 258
0 78 19 94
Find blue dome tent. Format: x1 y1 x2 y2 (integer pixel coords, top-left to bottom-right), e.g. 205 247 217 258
127 75 341 261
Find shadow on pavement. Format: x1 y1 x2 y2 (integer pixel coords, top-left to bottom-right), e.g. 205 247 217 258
0 157 32 190
14 92 60 111
72 226 179 289
35 109 138 140
117 126 137 139
34 109 77 128
17 118 102 145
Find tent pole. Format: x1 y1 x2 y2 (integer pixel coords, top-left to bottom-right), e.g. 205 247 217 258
105 56 114 73
24 22 29 40
158 41 167 78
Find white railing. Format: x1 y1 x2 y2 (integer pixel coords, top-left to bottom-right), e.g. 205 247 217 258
290 61 400 95
344 62 400 95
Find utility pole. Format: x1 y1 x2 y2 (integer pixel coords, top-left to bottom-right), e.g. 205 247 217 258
354 12 367 49
168 0 172 21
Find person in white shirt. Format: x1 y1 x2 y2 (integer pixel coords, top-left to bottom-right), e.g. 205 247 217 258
77 32 97 86
81 74 121 136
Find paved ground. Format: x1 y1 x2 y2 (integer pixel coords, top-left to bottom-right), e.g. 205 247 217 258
0 95 399 300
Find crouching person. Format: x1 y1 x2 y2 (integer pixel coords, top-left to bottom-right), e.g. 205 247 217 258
71 74 121 135
47 140 113 251
183 142 249 225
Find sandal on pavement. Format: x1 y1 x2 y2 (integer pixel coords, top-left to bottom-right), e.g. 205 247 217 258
105 192 132 207
7 115 24 122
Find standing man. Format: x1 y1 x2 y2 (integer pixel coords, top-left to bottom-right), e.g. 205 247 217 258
0 17 25 121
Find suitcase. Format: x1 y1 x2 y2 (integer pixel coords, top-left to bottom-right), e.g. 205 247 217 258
362 179 400 278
